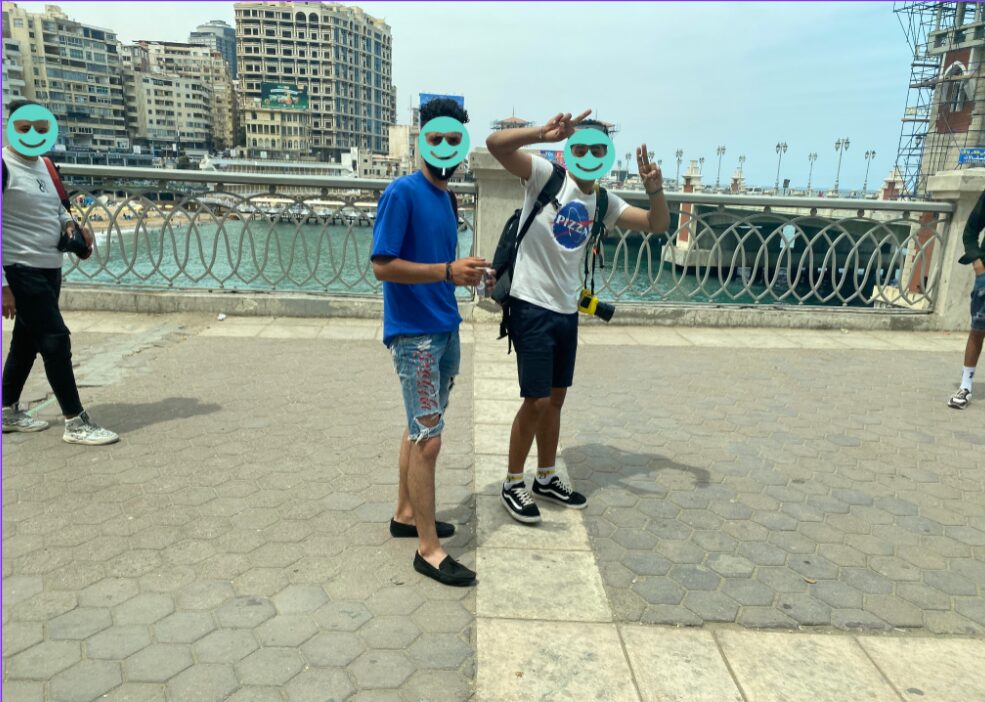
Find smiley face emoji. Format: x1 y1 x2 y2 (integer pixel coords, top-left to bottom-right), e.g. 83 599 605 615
564 127 616 181
419 117 470 169
6 104 59 158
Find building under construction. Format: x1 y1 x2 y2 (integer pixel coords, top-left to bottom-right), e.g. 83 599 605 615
895 1 985 199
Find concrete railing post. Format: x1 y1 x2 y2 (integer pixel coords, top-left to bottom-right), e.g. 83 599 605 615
468 147 528 261
927 167 985 331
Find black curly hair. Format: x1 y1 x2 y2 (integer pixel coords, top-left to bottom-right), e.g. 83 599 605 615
420 97 469 126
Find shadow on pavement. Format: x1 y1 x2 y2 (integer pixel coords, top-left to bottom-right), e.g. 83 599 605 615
85 396 223 433
562 442 711 497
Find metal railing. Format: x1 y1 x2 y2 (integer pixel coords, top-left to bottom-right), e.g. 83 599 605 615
599 189 953 311
55 165 953 313
56 165 476 297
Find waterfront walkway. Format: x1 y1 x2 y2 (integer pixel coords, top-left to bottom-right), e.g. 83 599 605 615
3 312 984 701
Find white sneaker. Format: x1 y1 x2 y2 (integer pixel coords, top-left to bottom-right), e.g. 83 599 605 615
948 388 972 410
2 403 50 433
63 411 119 445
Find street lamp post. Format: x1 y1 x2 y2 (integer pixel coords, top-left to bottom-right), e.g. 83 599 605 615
698 156 705 174
863 150 876 193
774 142 788 194
833 137 850 195
738 155 746 175
807 152 818 196
675 149 683 186
625 152 631 179
715 145 726 190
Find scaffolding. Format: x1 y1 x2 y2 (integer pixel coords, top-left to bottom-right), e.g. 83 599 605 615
894 2 984 199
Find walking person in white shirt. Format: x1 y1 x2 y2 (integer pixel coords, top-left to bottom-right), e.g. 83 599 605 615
2 99 118 444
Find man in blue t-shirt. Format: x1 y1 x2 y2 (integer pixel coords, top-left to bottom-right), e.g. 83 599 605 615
371 98 488 587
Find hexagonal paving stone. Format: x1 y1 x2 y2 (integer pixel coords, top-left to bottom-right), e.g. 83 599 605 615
348 650 416 689
285 668 355 702
2 682 44 702
193 629 259 664
271 584 329 614
411 601 472 634
48 607 113 640
706 554 755 578
359 616 422 649
216 596 276 628
640 604 703 627
7 640 82 680
669 565 722 591
863 594 924 628
777 593 832 626
682 591 740 622
176 580 236 610
49 660 122 702
235 647 304 686
3 622 44 658
301 631 365 667
722 578 776 607
839 568 893 595
256 615 318 647
86 625 152 660
168 664 239 702
811 581 863 610
407 633 472 669
632 577 685 605
830 609 890 631
113 593 175 626
787 555 839 581
313 600 373 631
126 644 193 682
737 542 787 567
896 583 951 611
79 578 139 608
366 586 424 616
154 611 216 644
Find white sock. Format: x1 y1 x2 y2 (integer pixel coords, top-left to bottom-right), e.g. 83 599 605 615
961 366 975 392
536 467 556 485
503 473 524 491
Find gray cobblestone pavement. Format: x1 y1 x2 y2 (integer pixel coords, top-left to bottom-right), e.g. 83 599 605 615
564 344 985 633
3 319 476 701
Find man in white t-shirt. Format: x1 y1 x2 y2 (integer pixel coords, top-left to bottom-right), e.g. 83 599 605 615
486 110 669 523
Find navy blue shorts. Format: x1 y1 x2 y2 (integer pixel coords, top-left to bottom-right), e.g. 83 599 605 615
509 297 579 398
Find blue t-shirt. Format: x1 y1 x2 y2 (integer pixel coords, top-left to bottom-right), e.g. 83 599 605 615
371 171 461 346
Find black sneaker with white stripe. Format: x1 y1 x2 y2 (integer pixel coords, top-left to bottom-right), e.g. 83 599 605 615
532 475 588 509
501 482 542 524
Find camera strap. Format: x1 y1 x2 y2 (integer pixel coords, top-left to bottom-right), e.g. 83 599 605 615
42 157 73 214
583 187 608 295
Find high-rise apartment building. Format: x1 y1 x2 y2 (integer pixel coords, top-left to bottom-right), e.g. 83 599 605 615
2 3 128 151
234 1 395 160
190 19 237 80
2 34 25 122
122 40 238 152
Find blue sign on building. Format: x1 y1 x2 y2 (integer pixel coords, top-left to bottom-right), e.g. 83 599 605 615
958 147 985 165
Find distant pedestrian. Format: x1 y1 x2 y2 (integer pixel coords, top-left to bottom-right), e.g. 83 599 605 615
948 188 985 409
2 98 118 444
371 97 486 586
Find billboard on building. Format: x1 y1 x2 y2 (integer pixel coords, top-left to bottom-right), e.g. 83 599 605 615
261 83 309 110
419 93 465 108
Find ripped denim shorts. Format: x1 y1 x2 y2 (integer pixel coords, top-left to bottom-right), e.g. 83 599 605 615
389 331 460 442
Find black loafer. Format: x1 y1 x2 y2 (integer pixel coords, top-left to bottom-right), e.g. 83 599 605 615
390 518 456 539
413 552 476 587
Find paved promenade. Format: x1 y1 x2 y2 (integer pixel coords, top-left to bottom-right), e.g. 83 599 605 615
3 312 984 701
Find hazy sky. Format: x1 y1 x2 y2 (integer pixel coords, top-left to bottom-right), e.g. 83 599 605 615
16 1 914 190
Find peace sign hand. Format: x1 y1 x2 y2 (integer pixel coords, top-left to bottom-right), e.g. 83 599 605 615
540 109 592 142
637 144 663 193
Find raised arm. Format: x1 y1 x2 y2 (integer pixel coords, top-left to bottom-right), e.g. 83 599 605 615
486 110 592 180
615 144 670 234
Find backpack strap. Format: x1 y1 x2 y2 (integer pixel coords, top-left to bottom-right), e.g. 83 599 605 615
512 162 565 265
42 157 72 211
448 190 458 221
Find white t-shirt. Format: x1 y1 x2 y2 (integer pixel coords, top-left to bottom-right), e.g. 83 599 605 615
510 155 628 314
1 147 71 286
